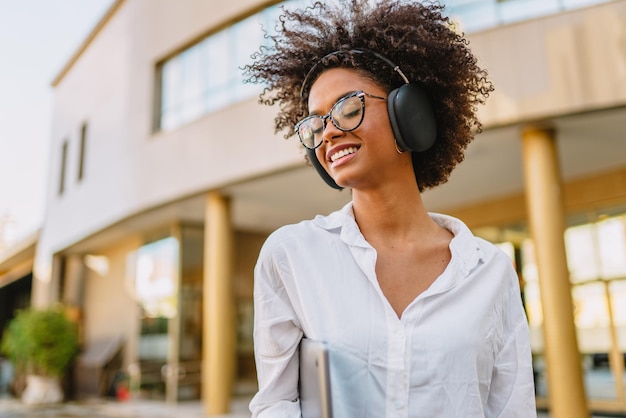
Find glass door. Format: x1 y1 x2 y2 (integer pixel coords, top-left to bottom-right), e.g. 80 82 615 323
133 227 205 402
134 236 180 401
175 225 204 401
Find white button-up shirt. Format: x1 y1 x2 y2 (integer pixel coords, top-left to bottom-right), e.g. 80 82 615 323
250 202 536 417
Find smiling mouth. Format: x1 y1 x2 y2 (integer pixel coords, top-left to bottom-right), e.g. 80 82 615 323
330 146 358 163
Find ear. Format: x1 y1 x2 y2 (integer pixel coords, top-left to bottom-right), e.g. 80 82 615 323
305 148 343 190
387 83 437 152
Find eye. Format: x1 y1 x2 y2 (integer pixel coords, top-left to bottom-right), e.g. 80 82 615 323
308 117 324 134
311 125 324 136
300 125 313 140
335 97 362 122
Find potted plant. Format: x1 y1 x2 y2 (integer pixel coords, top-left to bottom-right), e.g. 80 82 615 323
0 306 79 404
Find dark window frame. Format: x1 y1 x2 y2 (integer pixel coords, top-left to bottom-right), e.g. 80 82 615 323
59 141 69 196
78 122 87 181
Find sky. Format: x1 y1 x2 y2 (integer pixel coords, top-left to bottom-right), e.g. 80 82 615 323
0 0 114 245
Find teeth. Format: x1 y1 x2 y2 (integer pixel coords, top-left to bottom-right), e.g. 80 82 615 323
330 147 357 162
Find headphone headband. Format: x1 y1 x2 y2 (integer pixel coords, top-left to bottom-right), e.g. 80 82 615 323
299 49 410 97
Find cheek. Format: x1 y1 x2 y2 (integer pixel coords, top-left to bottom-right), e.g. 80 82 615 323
374 108 394 136
315 146 327 164
361 109 395 145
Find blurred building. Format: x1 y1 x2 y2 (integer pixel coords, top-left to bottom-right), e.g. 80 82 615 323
1 0 625 414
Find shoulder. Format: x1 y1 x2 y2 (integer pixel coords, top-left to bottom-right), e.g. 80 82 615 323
476 237 515 267
260 220 317 254
431 212 518 288
430 212 513 266
258 207 346 261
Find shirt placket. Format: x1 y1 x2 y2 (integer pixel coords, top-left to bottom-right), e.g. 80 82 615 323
385 315 409 418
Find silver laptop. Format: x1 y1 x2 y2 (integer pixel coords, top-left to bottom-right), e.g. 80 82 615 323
299 338 333 418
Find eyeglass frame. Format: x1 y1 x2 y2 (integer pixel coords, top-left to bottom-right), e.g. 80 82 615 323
294 90 387 150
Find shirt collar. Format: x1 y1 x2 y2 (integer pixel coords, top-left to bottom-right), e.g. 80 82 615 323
429 212 484 275
312 202 485 269
312 201 370 248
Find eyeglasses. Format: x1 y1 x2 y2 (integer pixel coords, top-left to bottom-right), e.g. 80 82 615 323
295 91 386 149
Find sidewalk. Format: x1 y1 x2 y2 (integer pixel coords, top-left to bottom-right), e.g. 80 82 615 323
0 396 617 418
0 396 252 418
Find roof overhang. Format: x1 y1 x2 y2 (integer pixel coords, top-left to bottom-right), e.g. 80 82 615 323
0 229 39 288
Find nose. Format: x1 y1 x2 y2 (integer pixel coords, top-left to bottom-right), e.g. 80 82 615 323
322 116 343 143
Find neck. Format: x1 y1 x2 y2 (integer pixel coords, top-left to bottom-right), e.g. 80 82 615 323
351 178 438 244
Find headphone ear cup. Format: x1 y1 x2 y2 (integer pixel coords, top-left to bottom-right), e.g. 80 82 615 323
387 83 437 152
305 147 343 190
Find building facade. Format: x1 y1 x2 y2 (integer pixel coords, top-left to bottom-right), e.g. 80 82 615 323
1 0 625 415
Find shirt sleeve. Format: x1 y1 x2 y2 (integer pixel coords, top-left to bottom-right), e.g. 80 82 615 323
485 268 537 418
249 240 304 418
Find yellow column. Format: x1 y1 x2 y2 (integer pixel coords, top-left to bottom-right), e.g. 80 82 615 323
63 254 85 345
521 127 588 417
203 192 236 415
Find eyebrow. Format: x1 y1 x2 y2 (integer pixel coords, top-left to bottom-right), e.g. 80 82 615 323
308 90 358 116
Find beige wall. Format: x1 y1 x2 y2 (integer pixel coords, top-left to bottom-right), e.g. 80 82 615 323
472 0 626 127
83 235 142 367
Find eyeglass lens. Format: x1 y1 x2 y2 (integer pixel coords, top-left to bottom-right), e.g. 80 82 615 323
297 93 364 149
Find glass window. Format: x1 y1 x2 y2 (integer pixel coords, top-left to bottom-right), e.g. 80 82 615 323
566 217 626 283
527 212 626 403
445 0 500 33
521 239 543 328
573 282 617 401
156 0 615 132
232 15 267 101
561 0 612 10
609 280 626 349
443 0 612 34
134 237 179 319
160 58 184 131
566 224 601 283
498 0 560 24
597 217 626 279
179 47 205 124
204 32 231 112
156 2 298 132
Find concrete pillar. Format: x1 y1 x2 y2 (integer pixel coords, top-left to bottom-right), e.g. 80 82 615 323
521 127 589 417
32 254 63 308
203 192 236 415
62 254 85 345
62 254 85 307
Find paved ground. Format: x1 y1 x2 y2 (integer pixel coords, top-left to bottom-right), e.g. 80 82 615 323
0 396 251 418
0 396 618 418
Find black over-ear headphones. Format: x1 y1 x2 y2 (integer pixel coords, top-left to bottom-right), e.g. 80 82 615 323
301 49 437 190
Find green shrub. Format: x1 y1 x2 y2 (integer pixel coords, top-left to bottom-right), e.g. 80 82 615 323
1 307 79 378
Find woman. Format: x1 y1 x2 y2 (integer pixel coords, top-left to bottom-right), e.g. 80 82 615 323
244 1 536 417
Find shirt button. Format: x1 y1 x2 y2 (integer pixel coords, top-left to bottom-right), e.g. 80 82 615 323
393 399 403 409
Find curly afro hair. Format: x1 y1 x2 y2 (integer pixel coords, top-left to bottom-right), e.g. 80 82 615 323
244 0 494 191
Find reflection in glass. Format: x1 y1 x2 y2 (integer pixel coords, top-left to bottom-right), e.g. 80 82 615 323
130 237 179 400
135 237 179 318
598 217 626 279
443 0 612 33
157 2 294 131
609 280 626 401
574 282 616 400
